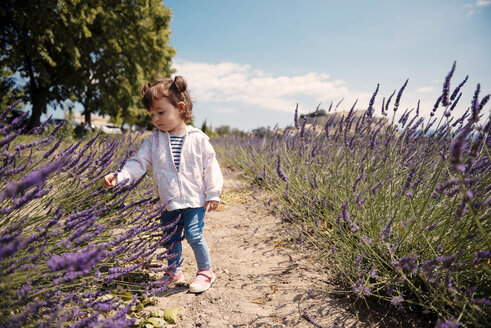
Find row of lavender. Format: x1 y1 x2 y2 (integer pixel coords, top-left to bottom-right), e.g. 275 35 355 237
214 66 490 327
0 106 177 327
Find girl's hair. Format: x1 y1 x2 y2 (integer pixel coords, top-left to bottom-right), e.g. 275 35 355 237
141 76 193 123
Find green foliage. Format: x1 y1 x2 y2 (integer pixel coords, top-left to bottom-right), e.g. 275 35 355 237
299 109 327 119
0 67 23 109
215 125 231 136
200 119 218 138
0 0 175 128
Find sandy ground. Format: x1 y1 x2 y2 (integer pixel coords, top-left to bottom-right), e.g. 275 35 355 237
146 168 426 328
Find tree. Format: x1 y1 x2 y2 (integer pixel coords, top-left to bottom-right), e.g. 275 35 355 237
0 0 175 129
0 66 23 110
215 125 230 136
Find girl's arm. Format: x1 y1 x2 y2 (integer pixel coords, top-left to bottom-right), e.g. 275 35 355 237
116 137 153 185
202 140 224 202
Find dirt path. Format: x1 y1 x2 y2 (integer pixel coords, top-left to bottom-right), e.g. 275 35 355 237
144 167 367 328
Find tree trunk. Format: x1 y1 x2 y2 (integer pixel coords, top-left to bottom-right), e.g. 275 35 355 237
84 110 91 124
27 90 46 130
25 54 47 131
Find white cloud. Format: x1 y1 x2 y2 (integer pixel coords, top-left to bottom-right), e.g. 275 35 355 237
465 1 490 16
476 0 491 7
173 59 363 113
416 86 435 93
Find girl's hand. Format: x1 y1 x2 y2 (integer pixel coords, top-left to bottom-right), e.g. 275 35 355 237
103 173 117 188
204 200 219 212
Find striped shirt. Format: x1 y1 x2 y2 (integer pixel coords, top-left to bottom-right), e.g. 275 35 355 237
170 135 184 170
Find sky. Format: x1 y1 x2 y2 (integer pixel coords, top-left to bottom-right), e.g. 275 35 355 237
163 0 491 131
47 0 491 131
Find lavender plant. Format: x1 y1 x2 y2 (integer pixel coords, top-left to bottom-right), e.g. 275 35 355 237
214 65 490 327
0 105 179 327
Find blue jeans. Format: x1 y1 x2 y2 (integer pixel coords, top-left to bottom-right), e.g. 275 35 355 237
160 207 211 272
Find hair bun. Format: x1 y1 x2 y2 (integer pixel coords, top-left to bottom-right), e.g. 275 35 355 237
141 82 153 97
172 76 187 93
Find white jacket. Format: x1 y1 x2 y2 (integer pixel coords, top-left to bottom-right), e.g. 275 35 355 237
116 126 223 211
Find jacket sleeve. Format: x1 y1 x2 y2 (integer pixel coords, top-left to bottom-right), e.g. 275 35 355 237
202 139 223 202
117 136 152 185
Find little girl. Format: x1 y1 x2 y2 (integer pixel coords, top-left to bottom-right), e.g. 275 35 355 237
103 76 223 293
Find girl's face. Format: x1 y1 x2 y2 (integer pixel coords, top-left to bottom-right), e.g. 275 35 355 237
149 97 186 135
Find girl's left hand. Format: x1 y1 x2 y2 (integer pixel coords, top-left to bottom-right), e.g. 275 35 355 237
204 200 219 212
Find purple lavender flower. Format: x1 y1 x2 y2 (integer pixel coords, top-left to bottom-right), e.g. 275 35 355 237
43 134 64 158
369 267 380 280
435 317 460 328
385 90 396 113
276 155 288 182
450 75 468 101
390 295 404 306
300 117 307 137
474 250 490 265
302 309 325 328
442 61 456 106
352 278 364 296
0 154 70 201
421 258 439 282
430 95 442 117
371 181 383 195
380 97 386 116
367 83 379 120
479 94 490 110
0 110 29 137
0 237 27 261
294 103 300 129
0 100 21 122
354 255 363 268
449 92 462 113
340 200 359 232
361 235 371 245
394 79 409 112
352 171 363 192
15 136 52 151
449 126 470 173
392 253 418 273
47 245 104 273
381 216 395 241
470 83 481 123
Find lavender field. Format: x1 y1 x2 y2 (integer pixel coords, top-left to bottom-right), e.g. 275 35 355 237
214 67 490 327
0 109 182 327
0 64 490 327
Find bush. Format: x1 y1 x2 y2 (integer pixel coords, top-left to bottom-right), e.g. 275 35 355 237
214 66 490 327
0 103 179 327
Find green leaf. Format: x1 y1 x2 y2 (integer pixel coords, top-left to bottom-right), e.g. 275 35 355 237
141 297 157 306
163 307 180 324
146 317 166 328
130 301 144 312
110 291 133 302
149 309 166 318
